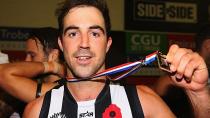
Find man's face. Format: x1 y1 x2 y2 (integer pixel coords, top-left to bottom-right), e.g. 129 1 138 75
25 38 46 62
58 6 112 78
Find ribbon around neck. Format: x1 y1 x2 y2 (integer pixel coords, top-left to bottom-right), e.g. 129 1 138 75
65 51 158 82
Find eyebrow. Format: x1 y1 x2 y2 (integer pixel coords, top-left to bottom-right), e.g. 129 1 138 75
63 26 79 35
63 25 105 35
89 25 105 34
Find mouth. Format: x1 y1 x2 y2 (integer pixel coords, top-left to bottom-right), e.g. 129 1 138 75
74 49 95 65
76 56 92 65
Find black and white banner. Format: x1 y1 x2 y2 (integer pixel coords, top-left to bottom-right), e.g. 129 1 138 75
125 0 209 32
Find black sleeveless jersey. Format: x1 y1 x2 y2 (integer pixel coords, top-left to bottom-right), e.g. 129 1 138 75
39 82 144 118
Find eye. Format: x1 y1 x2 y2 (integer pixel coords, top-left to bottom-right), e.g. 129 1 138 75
90 32 100 38
64 30 79 39
68 32 77 38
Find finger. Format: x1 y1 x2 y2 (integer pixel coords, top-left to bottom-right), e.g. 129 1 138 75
169 48 192 72
175 75 184 82
176 52 192 79
166 44 179 63
170 74 184 84
183 53 205 83
183 59 196 82
166 44 179 72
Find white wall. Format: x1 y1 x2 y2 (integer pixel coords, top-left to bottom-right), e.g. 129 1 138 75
0 0 124 30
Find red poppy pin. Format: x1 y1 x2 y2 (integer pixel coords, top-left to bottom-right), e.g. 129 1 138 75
103 104 122 118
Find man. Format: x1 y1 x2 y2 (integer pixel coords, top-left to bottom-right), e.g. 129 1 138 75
0 27 65 117
23 0 209 117
0 27 64 103
25 27 64 84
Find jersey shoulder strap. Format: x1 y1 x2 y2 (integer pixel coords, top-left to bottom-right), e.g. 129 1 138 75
39 85 64 118
124 85 145 118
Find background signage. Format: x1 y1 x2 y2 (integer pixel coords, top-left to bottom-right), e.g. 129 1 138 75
0 27 34 61
0 27 32 41
125 0 208 32
126 31 168 55
0 27 33 50
126 31 194 55
135 1 197 23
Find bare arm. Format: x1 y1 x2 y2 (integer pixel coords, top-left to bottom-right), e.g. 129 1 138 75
185 86 210 117
23 95 44 118
137 85 175 118
0 62 61 102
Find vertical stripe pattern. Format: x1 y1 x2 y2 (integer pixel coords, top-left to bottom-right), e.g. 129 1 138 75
40 83 144 118
110 84 133 118
48 86 64 118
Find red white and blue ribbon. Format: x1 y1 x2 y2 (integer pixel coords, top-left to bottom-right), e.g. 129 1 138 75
66 51 158 82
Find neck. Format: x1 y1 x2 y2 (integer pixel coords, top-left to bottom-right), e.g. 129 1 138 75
67 77 106 101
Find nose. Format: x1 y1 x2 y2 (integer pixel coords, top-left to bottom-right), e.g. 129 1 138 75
25 54 32 62
80 34 90 49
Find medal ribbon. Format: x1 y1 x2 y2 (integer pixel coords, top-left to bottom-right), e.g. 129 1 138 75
66 51 158 82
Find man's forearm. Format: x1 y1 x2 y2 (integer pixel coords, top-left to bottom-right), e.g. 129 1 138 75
186 86 210 118
0 61 59 78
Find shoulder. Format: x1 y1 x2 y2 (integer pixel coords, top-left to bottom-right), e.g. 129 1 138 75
23 95 44 118
136 85 175 118
41 82 58 95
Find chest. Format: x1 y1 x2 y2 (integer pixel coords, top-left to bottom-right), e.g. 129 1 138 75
42 84 143 118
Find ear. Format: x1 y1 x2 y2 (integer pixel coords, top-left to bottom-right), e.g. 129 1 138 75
106 37 112 53
48 49 59 62
58 37 63 52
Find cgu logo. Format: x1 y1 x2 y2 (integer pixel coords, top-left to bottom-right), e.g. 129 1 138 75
131 34 161 46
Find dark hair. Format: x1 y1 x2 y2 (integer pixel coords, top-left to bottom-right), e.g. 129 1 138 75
55 0 111 37
195 23 210 52
28 27 59 56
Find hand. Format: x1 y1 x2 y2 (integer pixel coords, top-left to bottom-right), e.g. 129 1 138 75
44 61 66 77
166 44 209 92
54 61 66 78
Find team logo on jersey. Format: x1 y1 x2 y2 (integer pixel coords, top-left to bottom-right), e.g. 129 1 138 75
103 104 122 118
49 112 67 118
79 111 94 118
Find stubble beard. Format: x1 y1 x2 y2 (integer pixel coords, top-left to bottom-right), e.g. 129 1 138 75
66 57 105 79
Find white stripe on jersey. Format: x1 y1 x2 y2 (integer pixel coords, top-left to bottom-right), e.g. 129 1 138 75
48 86 64 118
110 84 133 118
77 99 96 118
